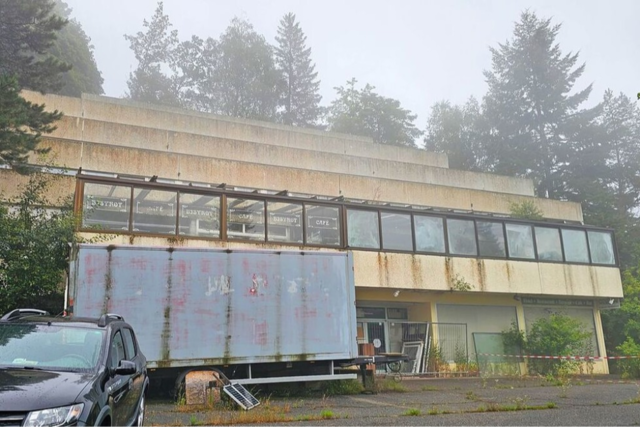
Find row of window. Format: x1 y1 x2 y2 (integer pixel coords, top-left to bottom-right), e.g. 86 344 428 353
79 181 617 266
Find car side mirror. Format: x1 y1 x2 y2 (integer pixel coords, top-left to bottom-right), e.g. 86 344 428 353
114 360 136 375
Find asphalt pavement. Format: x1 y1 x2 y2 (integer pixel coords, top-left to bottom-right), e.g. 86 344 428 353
146 376 640 426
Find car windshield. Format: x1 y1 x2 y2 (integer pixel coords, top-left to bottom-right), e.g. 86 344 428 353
0 323 104 371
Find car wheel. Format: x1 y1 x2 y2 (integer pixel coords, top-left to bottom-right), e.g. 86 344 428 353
136 393 146 426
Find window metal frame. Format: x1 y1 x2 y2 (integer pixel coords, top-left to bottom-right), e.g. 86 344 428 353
75 175 620 267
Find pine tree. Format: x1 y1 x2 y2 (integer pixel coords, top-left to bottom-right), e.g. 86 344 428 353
275 13 322 127
0 76 62 170
0 0 65 171
0 0 70 92
49 0 104 96
482 11 597 199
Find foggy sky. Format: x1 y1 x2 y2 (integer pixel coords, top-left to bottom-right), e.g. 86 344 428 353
64 0 639 132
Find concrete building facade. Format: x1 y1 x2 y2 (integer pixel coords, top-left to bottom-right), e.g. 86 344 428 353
4 91 624 375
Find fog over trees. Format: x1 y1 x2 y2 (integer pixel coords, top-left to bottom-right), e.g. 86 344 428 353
1 0 640 360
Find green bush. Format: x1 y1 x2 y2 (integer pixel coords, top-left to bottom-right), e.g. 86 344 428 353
502 314 592 376
616 338 640 379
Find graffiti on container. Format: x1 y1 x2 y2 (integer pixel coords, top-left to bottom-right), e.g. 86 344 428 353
205 275 233 296
250 274 268 295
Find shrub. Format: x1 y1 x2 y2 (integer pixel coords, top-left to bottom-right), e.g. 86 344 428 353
502 314 592 376
616 338 640 379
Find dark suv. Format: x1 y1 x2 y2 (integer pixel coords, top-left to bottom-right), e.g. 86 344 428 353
0 309 148 426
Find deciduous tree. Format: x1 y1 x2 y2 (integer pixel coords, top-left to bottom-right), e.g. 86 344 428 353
125 1 180 105
193 18 283 120
0 173 75 314
424 98 485 171
327 79 421 147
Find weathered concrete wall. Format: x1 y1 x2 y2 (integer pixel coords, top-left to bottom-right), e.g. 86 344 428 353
22 91 449 168
352 251 623 299
33 139 582 221
41 115 535 196
0 170 75 203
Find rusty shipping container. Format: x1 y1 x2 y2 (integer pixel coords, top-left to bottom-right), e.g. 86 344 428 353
68 245 358 376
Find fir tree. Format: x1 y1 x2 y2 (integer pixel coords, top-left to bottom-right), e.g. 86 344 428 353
0 76 62 170
0 0 65 171
0 0 70 93
482 11 597 198
275 13 322 127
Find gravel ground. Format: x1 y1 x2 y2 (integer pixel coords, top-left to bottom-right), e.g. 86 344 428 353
146 376 640 426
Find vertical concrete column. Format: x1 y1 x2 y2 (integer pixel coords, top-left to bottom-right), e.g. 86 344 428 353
515 301 528 374
593 308 610 374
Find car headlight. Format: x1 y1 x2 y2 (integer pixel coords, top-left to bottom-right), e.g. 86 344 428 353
24 403 84 427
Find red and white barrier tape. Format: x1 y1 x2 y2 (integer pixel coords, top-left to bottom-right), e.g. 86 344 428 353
477 353 640 361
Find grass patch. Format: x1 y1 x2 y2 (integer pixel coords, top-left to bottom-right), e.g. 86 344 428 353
471 402 557 413
403 408 421 416
320 379 364 396
465 391 478 401
376 378 408 393
427 407 440 415
320 410 335 419
421 385 439 391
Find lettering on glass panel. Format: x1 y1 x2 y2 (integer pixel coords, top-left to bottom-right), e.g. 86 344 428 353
307 216 338 230
136 201 175 216
85 195 128 212
181 205 218 220
268 212 301 227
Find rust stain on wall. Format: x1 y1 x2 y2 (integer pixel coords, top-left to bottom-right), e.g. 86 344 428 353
411 255 422 289
160 254 173 363
444 257 453 287
476 259 487 291
101 249 113 315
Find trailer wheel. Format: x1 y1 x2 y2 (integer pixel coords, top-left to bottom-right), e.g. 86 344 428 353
387 361 402 373
173 372 188 404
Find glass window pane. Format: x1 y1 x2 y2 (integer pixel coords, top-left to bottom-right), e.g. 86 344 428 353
82 183 131 231
227 198 265 241
562 229 589 263
381 212 412 251
122 328 137 359
347 209 380 249
305 205 341 246
414 216 445 253
535 227 563 261
447 219 477 256
267 202 302 243
132 188 177 234
477 221 506 257
356 307 386 319
506 223 535 259
588 231 615 265
179 193 220 238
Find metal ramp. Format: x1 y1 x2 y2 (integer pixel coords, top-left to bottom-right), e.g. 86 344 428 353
223 383 261 410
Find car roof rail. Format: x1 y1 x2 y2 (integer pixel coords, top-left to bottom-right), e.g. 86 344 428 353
98 313 125 327
1 308 50 321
